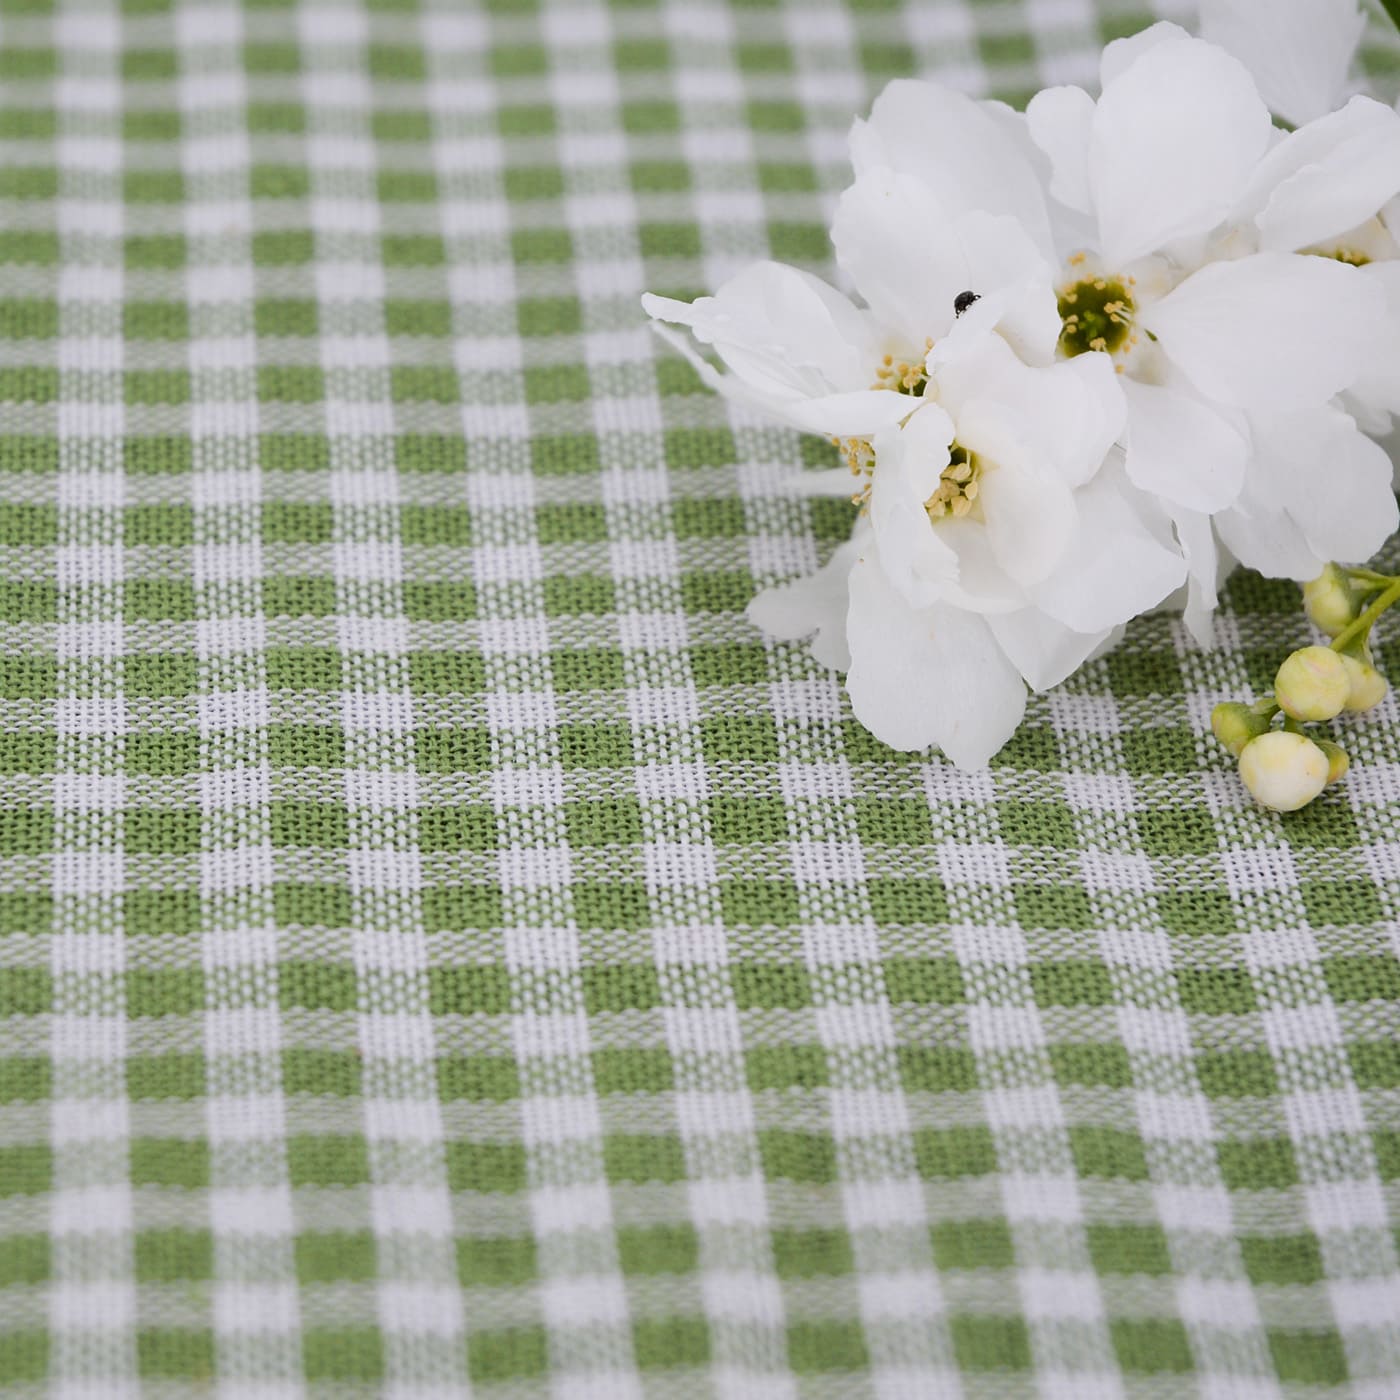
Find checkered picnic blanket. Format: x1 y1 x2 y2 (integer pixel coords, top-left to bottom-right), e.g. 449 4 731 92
2 0 1400 1394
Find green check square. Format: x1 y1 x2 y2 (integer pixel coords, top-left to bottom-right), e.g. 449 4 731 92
131 1139 209 1189
0 1332 45 1382
604 1134 687 1183
287 1135 370 1187
950 1316 1031 1372
446 1141 527 1194
787 1322 868 1374
0 1235 48 1286
633 1318 711 1369
468 1328 547 1383
1110 1320 1193 1374
303 1329 383 1383
772 1227 853 1278
457 1235 536 1287
1268 1330 1349 1384
135 1229 213 1282
137 1332 215 1381
930 1220 1014 1271
295 1232 376 1283
618 1224 699 1276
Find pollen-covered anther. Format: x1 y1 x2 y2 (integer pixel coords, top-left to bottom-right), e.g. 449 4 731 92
924 444 982 522
833 435 875 476
833 435 875 508
871 338 933 395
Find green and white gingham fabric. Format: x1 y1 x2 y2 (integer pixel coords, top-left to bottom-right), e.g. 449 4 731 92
2 0 1400 1395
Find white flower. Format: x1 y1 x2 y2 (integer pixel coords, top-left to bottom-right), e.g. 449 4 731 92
1014 26 1394 633
1023 26 1377 436
748 316 1184 766
1198 0 1366 127
640 164 1059 440
645 154 1186 766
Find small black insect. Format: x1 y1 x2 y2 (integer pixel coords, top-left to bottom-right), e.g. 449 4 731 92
953 290 980 317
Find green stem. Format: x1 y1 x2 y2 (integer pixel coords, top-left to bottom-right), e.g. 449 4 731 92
1381 0 1400 34
1343 567 1398 587
1331 578 1400 654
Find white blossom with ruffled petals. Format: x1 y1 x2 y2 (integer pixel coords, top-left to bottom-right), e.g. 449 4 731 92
643 164 1185 765
846 33 1395 638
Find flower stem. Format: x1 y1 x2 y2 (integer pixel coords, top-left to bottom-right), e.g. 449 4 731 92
1331 578 1400 654
1380 0 1400 35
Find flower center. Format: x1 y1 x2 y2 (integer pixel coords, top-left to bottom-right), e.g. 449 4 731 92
871 338 934 395
1057 274 1135 358
925 443 982 522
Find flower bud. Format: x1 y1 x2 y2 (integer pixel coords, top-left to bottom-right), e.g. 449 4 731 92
1274 646 1351 721
1303 564 1360 637
1238 731 1330 812
1340 652 1388 713
1313 739 1350 785
1211 701 1270 757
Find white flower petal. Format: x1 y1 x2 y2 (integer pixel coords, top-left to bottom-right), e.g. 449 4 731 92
957 401 1076 589
988 608 1112 693
1242 97 1400 254
778 389 917 438
923 522 1029 616
1121 377 1248 513
747 540 858 672
1141 252 1377 412
867 406 963 609
1213 444 1325 581
1026 84 1096 216
641 260 875 396
894 400 957 500
954 213 1061 365
831 170 968 347
1090 35 1273 266
1099 20 1192 86
1199 0 1365 128
848 79 1052 254
1032 463 1187 633
1252 404 1400 563
788 469 859 498
935 333 1123 488
1351 260 1400 419
1030 352 1126 487
845 554 1027 766
1171 506 1226 648
929 281 1058 372
1215 499 1324 581
645 323 909 441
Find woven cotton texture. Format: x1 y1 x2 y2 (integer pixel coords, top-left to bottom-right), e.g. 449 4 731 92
2 0 1400 1395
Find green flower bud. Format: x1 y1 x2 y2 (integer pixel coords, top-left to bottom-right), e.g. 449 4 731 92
1303 564 1360 637
1238 731 1330 812
1314 739 1350 785
1340 651 1388 713
1210 701 1270 757
1274 645 1351 721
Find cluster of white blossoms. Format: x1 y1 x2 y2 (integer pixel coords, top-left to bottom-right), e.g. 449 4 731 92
643 0 1400 770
